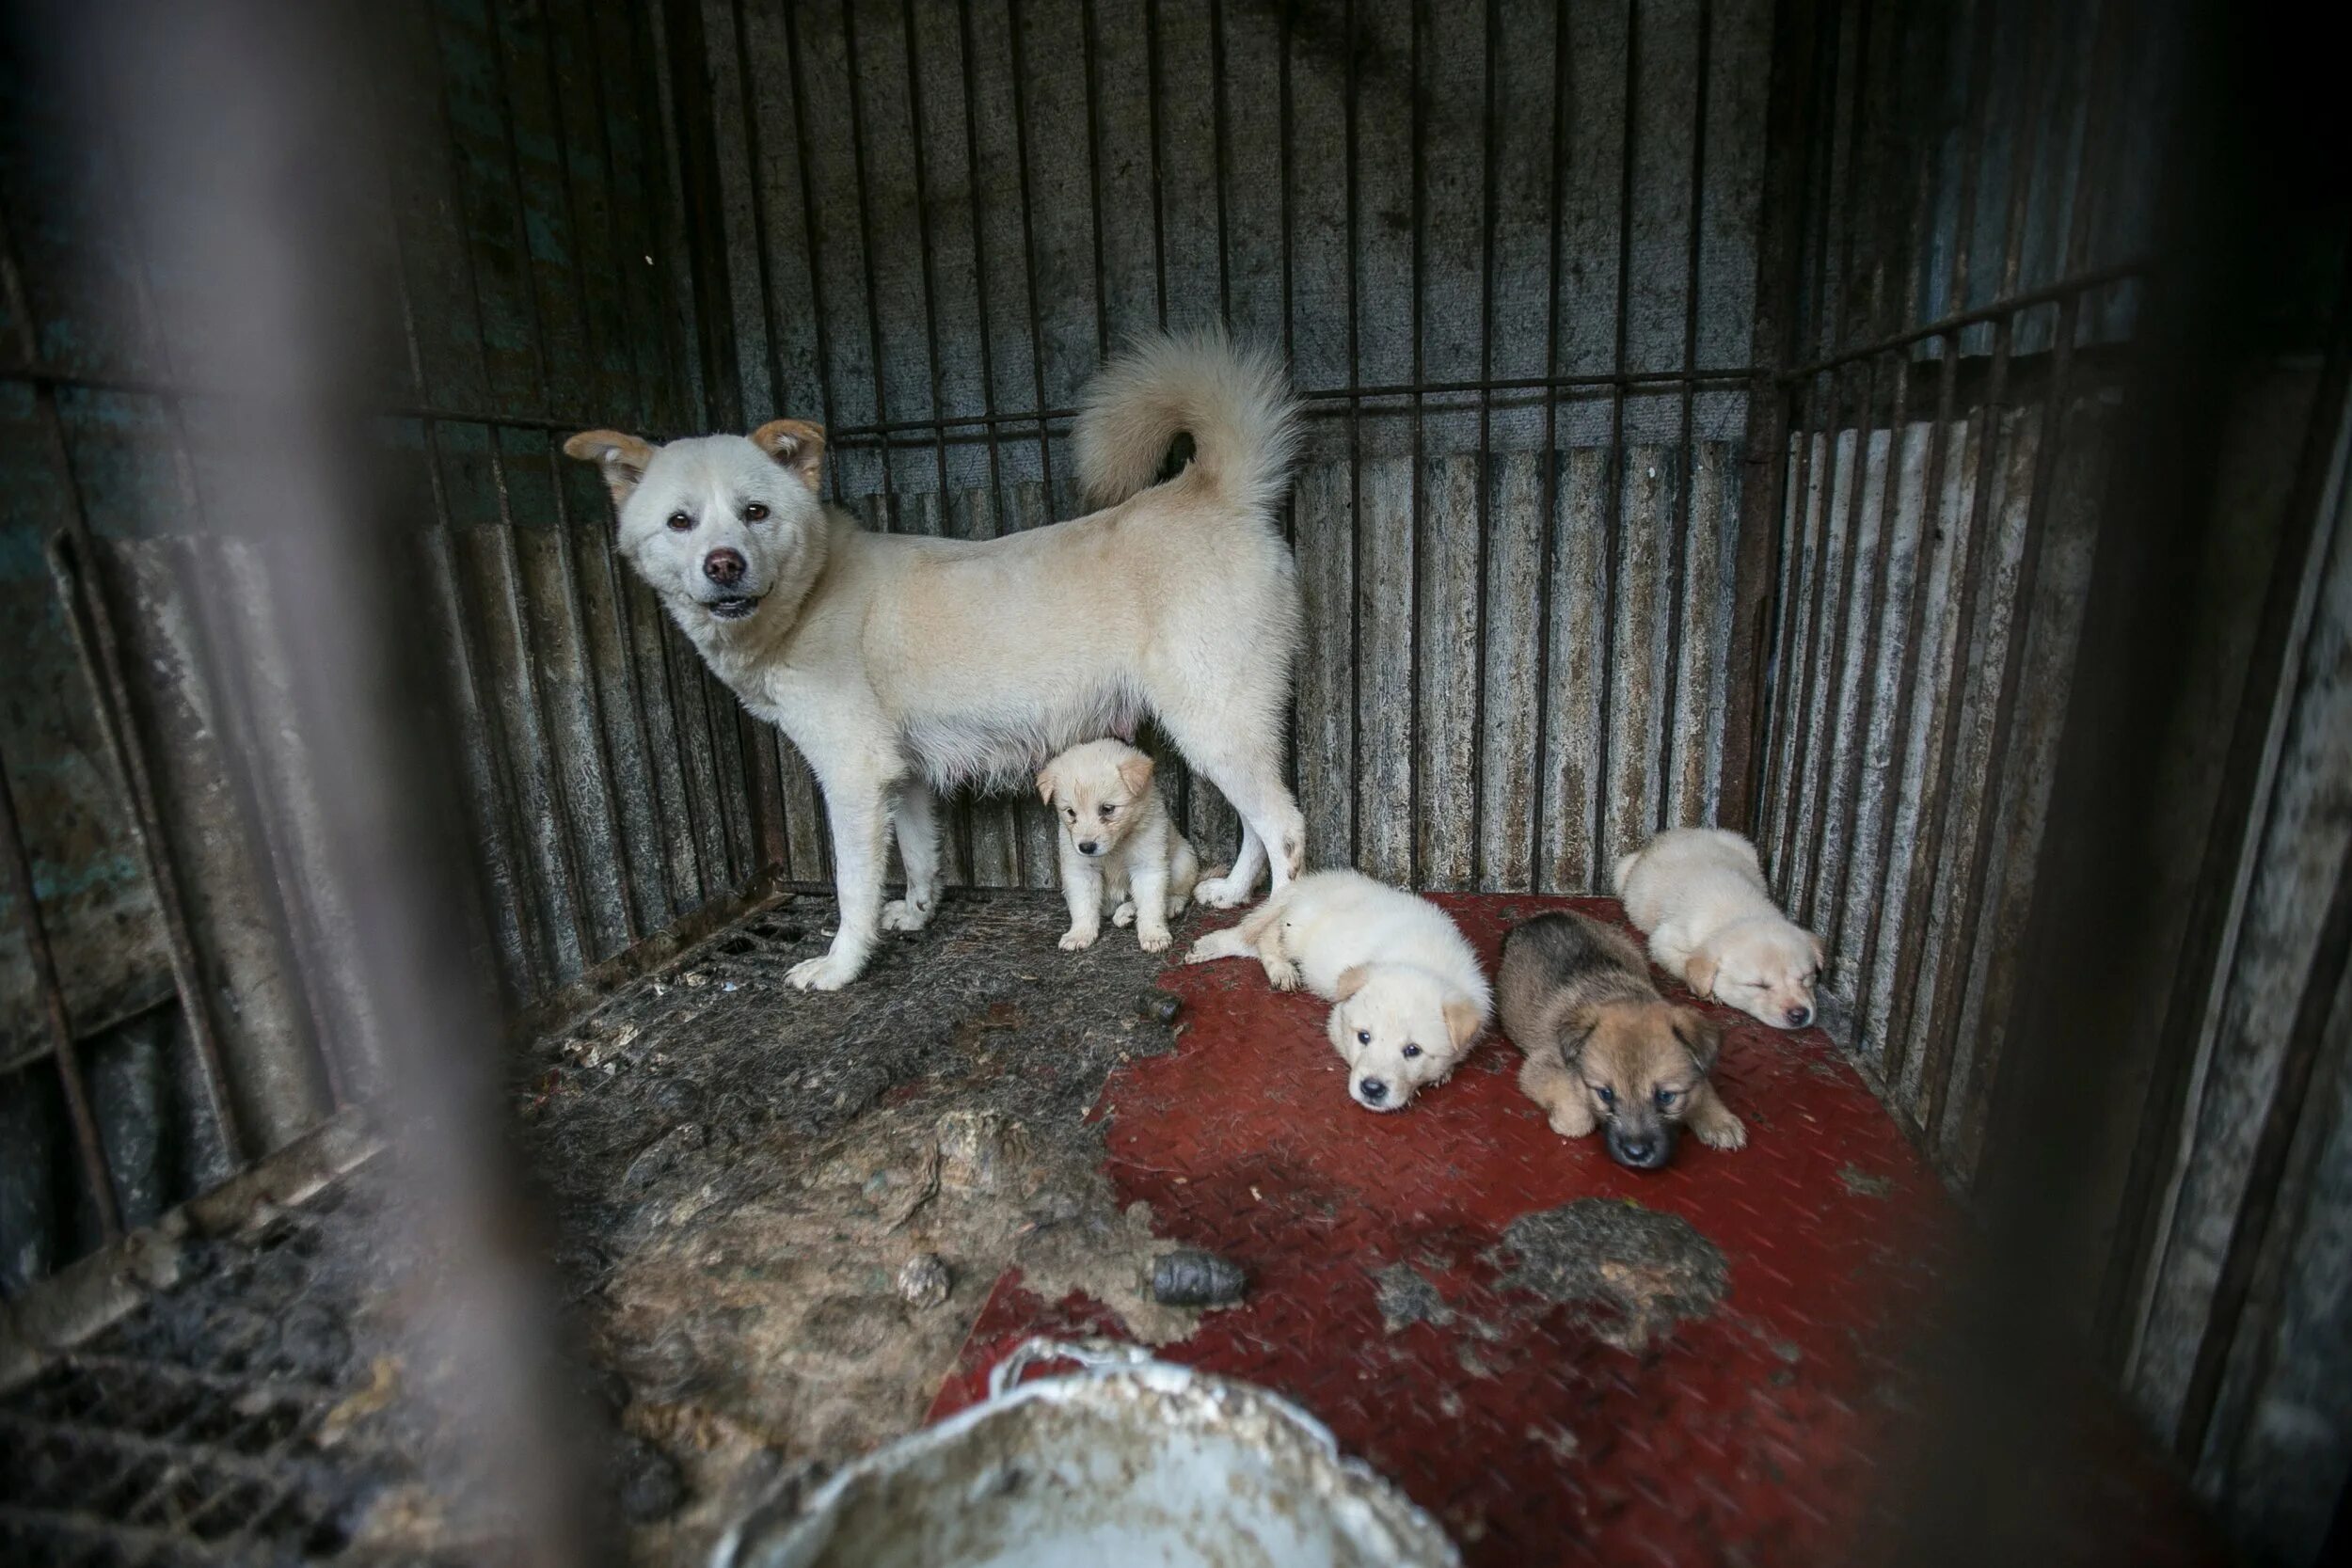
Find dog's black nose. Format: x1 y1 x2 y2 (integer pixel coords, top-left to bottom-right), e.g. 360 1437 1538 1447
1358 1078 1388 1103
1617 1136 1655 1164
1076 840 1098 854
1786 1005 1811 1028
704 547 747 585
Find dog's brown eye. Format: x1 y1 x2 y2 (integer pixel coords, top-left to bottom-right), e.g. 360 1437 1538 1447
743 502 769 521
1098 804 1115 819
666 510 692 531
1402 1044 1422 1059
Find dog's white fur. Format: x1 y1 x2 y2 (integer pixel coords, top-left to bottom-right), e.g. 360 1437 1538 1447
1037 738 1204 954
1184 869 1491 1113
567 332 1307 989
1612 828 1824 1031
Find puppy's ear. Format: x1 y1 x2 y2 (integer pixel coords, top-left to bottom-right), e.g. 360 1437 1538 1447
564 430 657 508
1555 1007 1599 1066
1035 761 1059 806
750 419 827 492
1685 945 1720 999
1805 930 1826 970
1672 1006 1724 1076
1444 996 1485 1051
1334 965 1372 1002
1115 752 1155 798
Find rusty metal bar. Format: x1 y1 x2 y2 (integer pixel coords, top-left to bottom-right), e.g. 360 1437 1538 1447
1470 0 1500 880
1656 0 1712 833
0 762 122 1240
1406 0 1428 886
1004 0 1059 503
839 0 898 524
1528 0 1571 889
1590 0 1640 881
1343 0 1363 870
773 0 846 502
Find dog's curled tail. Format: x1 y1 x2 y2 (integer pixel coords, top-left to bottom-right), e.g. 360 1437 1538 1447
1073 329 1302 521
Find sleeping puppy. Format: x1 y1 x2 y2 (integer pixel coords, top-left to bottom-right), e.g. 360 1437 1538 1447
1183 869 1490 1113
1613 828 1823 1031
1037 738 1204 953
1499 911 1744 1169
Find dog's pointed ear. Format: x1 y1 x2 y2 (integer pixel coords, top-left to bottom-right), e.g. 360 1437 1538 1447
1685 945 1720 999
1806 929 1826 970
1035 760 1059 806
1115 752 1155 797
1334 965 1372 1002
1443 996 1485 1051
1672 1006 1724 1076
1555 1007 1599 1066
750 419 827 492
564 430 657 508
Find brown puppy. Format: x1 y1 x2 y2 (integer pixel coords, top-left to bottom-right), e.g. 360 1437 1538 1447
1498 911 1746 1169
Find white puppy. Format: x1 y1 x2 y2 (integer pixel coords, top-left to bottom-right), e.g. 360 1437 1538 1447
1037 738 1203 954
567 332 1307 990
1184 869 1490 1113
1612 828 1823 1031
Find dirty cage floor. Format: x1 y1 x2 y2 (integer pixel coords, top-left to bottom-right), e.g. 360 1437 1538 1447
2 890 2220 1566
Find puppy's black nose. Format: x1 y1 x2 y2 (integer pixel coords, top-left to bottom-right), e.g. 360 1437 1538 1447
1786 1005 1811 1028
1617 1136 1655 1164
1358 1078 1388 1103
1076 840 1098 854
704 547 747 586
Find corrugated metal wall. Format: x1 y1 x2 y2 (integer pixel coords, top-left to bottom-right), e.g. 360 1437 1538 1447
690 0 1775 895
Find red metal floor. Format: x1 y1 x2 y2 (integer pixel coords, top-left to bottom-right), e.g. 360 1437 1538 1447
930 896 2213 1566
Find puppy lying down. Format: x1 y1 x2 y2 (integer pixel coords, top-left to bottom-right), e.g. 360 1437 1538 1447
1613 828 1822 1031
1037 738 1207 954
1184 869 1489 1112
1499 911 1744 1170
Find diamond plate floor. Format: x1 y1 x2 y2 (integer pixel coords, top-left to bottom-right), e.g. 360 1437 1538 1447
929 895 2218 1567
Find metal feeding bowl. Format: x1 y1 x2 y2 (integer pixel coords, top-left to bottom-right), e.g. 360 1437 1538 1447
715 1338 1460 1568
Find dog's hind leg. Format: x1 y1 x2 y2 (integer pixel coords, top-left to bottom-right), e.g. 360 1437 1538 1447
791 769 891 990
1183 885 1289 965
1154 710 1306 908
882 780 941 933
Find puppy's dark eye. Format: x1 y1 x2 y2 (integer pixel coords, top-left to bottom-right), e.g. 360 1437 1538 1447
1592 1085 1615 1107
1098 804 1115 819
1402 1044 1422 1059
743 502 770 522
1064 808 1076 820
666 511 692 531
1655 1086 1680 1109
1357 1029 1371 1045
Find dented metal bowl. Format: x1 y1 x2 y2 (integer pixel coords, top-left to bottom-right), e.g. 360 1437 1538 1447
714 1338 1459 1568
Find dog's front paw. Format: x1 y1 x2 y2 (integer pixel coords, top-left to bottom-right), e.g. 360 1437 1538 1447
1547 1106 1596 1139
1136 925 1172 954
1111 900 1137 927
881 896 934 933
1694 1110 1748 1151
787 951 866 991
1263 958 1302 990
1058 927 1098 952
1194 873 1254 910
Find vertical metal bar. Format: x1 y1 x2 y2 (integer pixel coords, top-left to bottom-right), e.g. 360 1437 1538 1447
899 0 955 507
1144 0 1169 330
1590 0 1640 881
1278 0 1295 369
1210 0 1233 328
775 0 846 500
1658 0 1713 830
1470 0 1500 884
839 0 898 524
1081 0 1113 364
0 764 121 1240
1343 0 1363 870
1406 0 1426 886
1530 0 1570 890
1005 0 1059 502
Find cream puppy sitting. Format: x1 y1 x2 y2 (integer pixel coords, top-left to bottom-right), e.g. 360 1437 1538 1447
1038 739 1202 954
1613 828 1823 1030
1183 869 1490 1112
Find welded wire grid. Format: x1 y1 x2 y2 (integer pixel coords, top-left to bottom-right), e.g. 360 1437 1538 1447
1750 0 2154 1181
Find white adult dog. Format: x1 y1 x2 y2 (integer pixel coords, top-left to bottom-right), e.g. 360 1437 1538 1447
1612 828 1823 1031
567 333 1307 989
